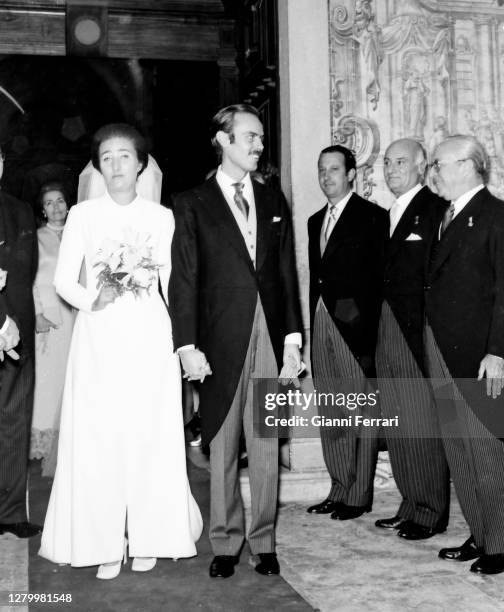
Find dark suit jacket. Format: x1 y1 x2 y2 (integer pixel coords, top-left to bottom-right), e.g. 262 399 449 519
426 186 504 378
383 186 446 370
169 177 302 444
0 191 37 355
308 193 388 375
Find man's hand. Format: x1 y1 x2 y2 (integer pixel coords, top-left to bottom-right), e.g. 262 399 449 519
478 354 504 398
36 313 58 333
0 316 20 351
279 343 302 387
179 348 212 383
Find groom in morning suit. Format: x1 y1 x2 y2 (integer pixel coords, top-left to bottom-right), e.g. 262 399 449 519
306 145 388 520
0 143 40 538
169 104 303 578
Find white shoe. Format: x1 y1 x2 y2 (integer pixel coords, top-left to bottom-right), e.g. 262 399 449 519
96 538 128 580
96 561 122 580
132 557 157 572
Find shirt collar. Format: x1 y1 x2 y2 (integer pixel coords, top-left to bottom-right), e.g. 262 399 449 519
326 189 353 213
394 183 423 209
453 184 484 215
216 166 253 192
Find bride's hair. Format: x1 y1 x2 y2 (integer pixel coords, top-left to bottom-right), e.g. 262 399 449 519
91 123 148 176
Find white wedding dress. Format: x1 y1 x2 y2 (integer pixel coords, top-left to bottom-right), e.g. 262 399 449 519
39 192 202 566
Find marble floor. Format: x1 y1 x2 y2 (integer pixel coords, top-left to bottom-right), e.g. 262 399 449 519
275 487 504 612
3 456 504 611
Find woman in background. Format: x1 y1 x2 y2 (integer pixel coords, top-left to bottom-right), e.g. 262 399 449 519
30 181 75 477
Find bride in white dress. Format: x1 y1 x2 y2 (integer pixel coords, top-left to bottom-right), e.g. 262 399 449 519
39 124 202 579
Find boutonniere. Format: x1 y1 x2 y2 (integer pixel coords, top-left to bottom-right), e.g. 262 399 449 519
272 216 282 223
414 215 419 226
468 217 473 228
0 268 7 290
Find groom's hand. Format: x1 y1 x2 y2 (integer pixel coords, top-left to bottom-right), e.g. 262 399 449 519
179 348 212 382
279 343 302 387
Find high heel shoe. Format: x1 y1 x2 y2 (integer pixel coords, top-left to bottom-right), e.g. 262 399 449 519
96 538 128 580
132 557 157 572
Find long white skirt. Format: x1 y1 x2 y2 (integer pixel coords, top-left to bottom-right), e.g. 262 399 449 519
39 292 202 566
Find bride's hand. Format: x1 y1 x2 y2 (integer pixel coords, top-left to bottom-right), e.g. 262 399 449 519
92 285 119 311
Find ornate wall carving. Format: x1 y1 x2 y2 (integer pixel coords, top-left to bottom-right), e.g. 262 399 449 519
328 0 504 204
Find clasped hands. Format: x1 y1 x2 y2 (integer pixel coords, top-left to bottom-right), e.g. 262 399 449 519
0 316 20 362
179 349 212 382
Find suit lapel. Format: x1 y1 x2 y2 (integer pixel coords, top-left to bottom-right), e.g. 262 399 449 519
428 188 485 278
195 178 255 273
254 181 270 272
310 206 326 265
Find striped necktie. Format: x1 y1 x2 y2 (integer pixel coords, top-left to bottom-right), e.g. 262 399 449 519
232 182 249 220
441 203 455 235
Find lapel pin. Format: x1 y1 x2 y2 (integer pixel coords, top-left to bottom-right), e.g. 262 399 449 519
468 217 473 227
414 215 419 226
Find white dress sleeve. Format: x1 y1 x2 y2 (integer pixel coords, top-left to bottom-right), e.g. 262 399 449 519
158 208 175 305
54 205 96 313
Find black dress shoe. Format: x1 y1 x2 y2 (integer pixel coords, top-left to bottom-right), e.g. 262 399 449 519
254 553 280 576
307 499 343 514
375 515 405 530
0 522 42 538
209 555 239 578
439 536 483 561
470 554 504 575
330 504 371 520
397 521 446 540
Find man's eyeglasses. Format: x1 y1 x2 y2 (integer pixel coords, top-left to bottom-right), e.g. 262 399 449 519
430 158 469 172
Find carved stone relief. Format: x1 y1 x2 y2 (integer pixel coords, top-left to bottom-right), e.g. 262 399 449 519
328 0 504 200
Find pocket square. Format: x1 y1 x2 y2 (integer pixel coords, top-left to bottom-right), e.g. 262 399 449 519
0 240 4 246
272 216 282 223
405 233 422 241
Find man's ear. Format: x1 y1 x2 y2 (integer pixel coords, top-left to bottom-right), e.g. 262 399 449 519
348 168 356 183
215 130 231 149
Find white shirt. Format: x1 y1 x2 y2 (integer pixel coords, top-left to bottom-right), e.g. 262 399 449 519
320 190 353 246
389 183 423 237
452 184 484 219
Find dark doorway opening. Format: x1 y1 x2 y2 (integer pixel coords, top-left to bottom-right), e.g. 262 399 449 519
0 55 219 207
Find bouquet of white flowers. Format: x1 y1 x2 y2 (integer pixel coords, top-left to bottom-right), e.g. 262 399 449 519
93 229 162 298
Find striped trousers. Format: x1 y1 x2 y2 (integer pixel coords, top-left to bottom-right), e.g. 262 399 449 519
426 324 504 554
0 354 34 523
312 300 379 508
376 302 449 528
209 298 278 556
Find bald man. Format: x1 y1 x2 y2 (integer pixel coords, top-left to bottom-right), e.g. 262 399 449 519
375 139 449 540
427 135 504 575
